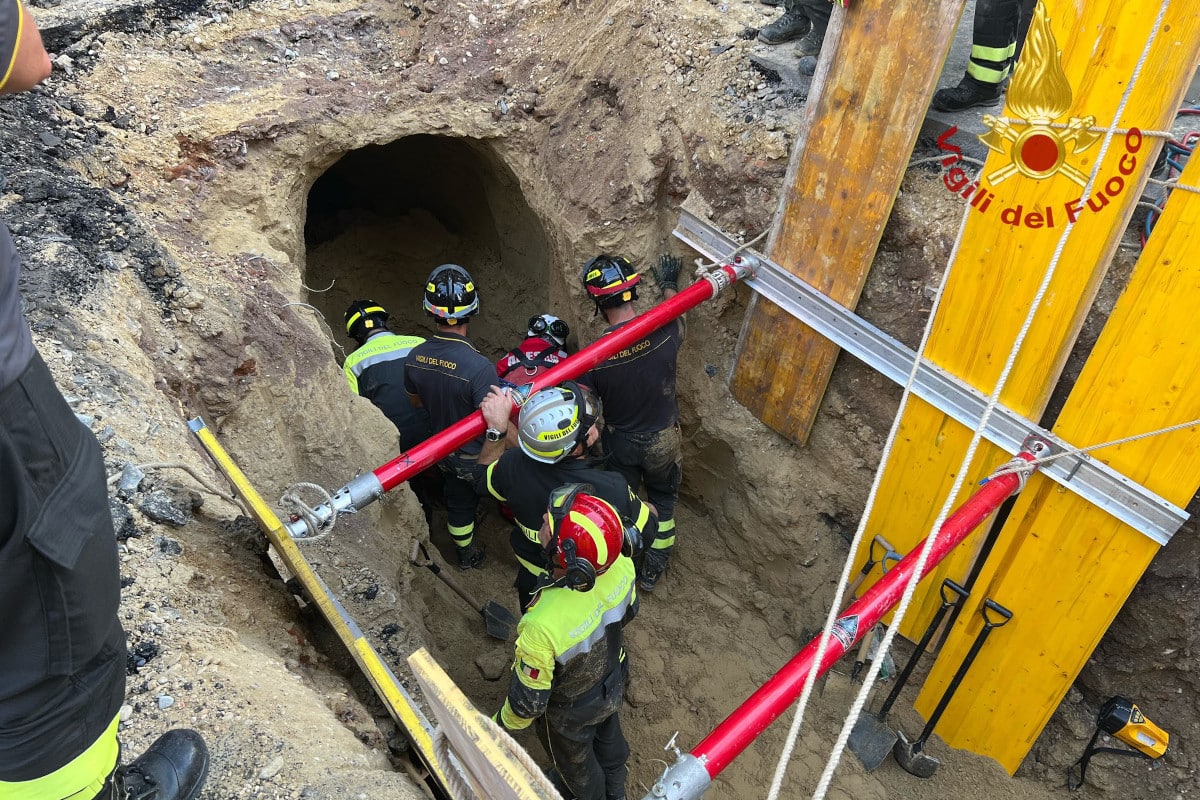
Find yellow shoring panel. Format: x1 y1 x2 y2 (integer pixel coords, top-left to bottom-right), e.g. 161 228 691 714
188 418 457 795
913 150 1200 772
409 649 561 800
853 0 1200 641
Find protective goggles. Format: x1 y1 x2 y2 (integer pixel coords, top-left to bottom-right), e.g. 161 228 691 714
528 315 570 343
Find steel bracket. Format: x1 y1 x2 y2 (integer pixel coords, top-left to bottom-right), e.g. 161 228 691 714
674 210 1187 545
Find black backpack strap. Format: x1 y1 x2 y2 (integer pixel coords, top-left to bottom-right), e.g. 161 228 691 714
499 345 561 379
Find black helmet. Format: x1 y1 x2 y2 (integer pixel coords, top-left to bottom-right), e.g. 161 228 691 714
423 264 480 325
581 254 640 310
344 300 389 344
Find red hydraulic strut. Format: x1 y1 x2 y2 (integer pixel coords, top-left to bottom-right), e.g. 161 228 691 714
284 258 754 538
643 441 1047 800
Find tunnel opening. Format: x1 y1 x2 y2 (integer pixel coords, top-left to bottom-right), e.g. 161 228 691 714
303 134 553 357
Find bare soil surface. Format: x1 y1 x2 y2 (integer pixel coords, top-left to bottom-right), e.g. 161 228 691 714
6 0 1196 798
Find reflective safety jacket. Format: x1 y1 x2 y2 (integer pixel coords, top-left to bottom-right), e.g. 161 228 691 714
498 556 638 731
479 455 656 578
343 332 431 447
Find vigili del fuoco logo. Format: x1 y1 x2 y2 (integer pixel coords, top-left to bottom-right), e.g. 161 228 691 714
937 2 1144 229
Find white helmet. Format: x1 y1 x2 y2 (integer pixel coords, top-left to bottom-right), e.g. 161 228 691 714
516 382 600 464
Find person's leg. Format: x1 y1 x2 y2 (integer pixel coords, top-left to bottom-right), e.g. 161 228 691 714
440 457 484 569
600 428 643 497
933 0 1021 111
757 0 810 45
637 425 682 592
0 353 206 799
539 711 605 800
593 711 630 800
792 0 831 57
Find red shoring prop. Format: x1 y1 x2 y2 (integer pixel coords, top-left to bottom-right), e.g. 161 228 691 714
693 447 1041 780
283 259 753 538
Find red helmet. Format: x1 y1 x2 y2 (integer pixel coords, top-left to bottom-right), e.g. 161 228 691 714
545 484 625 591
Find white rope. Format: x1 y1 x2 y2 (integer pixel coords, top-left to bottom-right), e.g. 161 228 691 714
432 727 479 800
278 481 336 542
805 6 1170 798
988 418 1200 481
692 228 770 277
429 717 566 800
763 74 988 800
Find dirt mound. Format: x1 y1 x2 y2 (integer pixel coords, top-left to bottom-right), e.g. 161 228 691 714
4 0 1195 798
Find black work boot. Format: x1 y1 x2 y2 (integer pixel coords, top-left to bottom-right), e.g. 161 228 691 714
932 76 1003 112
757 10 810 45
637 548 670 593
111 729 209 799
792 25 826 57
457 542 486 570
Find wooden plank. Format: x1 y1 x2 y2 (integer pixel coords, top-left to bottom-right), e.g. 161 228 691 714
729 0 967 444
408 648 561 800
914 147 1200 773
851 0 1200 643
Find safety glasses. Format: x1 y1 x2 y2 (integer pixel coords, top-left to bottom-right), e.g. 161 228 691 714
528 314 570 342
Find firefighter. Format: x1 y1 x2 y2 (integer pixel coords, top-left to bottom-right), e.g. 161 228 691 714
496 313 571 388
475 383 657 612
932 0 1036 112
494 484 638 800
0 3 208 797
580 253 684 592
402 265 498 569
342 300 442 533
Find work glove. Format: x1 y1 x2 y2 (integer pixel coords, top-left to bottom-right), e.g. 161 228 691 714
651 254 683 293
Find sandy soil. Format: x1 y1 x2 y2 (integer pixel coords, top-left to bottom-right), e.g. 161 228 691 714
6 0 1196 798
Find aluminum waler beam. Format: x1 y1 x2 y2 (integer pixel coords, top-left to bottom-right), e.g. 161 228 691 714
673 209 1187 545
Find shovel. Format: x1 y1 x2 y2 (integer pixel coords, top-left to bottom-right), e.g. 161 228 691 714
893 597 1013 778
410 540 518 641
848 578 969 770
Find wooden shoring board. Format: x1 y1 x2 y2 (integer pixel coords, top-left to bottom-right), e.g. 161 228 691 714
729 0 967 444
187 418 461 796
913 150 1200 774
408 649 562 800
850 0 1200 643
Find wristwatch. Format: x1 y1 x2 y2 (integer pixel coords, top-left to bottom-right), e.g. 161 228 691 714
485 427 506 442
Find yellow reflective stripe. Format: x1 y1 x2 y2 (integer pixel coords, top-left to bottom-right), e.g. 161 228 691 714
484 463 507 502
971 42 1016 62
657 517 675 532
967 60 1011 84
569 508 609 566
0 714 119 799
448 523 473 545
652 534 675 549
516 554 546 576
499 698 533 731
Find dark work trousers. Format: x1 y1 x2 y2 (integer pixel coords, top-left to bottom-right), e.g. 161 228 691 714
602 424 682 543
965 0 1035 88
399 437 443 536
783 0 832 34
0 352 127 780
438 452 482 549
539 666 629 800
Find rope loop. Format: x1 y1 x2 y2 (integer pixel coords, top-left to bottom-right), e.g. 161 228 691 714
986 456 1037 492
279 482 336 542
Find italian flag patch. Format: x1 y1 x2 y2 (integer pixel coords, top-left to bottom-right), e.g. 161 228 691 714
519 660 539 680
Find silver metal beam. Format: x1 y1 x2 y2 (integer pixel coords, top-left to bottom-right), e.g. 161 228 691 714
674 209 1187 545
